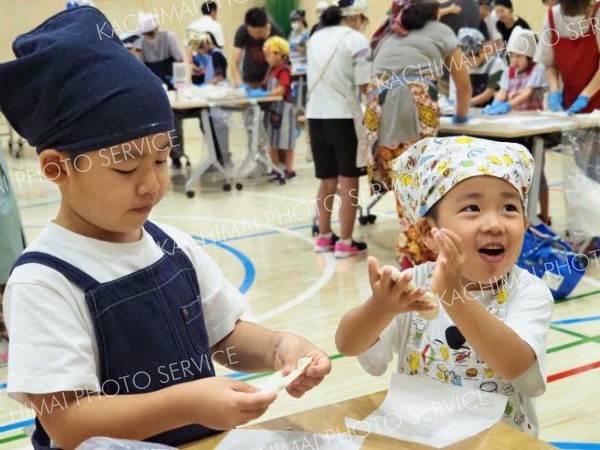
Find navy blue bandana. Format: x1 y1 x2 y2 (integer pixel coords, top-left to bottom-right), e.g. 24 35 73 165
0 6 174 155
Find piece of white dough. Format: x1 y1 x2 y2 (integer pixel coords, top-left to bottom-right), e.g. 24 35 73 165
379 265 440 320
259 357 313 393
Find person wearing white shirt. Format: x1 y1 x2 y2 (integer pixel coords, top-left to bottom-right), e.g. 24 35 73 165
187 0 225 48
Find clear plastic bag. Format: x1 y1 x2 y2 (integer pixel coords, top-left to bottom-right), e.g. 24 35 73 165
75 437 176 450
562 127 600 246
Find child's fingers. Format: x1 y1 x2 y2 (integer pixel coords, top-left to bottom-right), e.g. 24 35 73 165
379 266 395 289
236 391 278 411
367 256 381 285
441 228 462 262
230 380 260 394
433 228 452 260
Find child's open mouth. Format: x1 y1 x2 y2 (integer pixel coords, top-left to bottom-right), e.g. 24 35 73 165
479 245 505 257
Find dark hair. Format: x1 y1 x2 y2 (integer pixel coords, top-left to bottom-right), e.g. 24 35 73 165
402 4 440 31
320 6 343 27
201 1 218 15
245 7 268 28
204 31 219 48
561 0 591 16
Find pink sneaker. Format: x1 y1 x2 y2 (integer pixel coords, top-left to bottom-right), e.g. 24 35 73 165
314 233 339 253
334 240 368 258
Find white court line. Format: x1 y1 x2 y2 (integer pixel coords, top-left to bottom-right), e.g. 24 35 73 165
237 190 314 203
154 215 337 323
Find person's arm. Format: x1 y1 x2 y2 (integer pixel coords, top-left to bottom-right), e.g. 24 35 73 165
335 257 434 357
507 87 536 108
438 3 462 18
580 67 600 99
30 379 277 449
167 31 184 62
546 65 560 92
470 87 495 106
429 228 537 380
447 47 472 119
230 26 246 86
230 47 243 86
494 88 508 101
212 321 331 398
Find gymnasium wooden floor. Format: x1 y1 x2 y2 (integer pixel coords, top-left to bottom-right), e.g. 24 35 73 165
1 113 599 449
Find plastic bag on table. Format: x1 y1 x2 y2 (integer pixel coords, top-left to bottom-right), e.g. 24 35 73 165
76 437 176 449
561 127 600 247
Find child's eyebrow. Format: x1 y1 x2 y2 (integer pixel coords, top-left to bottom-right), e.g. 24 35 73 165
456 191 521 202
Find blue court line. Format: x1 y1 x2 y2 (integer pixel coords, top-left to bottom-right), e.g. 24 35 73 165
551 443 600 449
552 316 600 326
0 419 35 434
192 236 255 294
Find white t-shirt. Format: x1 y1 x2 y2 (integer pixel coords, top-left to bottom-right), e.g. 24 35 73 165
306 26 371 119
358 262 553 436
534 4 600 67
187 16 225 48
5 222 246 404
484 10 502 42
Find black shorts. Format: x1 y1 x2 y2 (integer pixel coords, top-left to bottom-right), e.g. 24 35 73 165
308 119 367 179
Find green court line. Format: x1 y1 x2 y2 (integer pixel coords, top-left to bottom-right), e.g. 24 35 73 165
550 325 593 340
0 433 28 445
558 289 600 302
548 325 600 354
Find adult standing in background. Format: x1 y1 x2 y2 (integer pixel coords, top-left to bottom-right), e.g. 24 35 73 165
494 0 530 43
364 0 471 269
438 0 481 34
187 0 225 48
137 11 184 90
535 0 600 114
137 11 185 168
478 0 503 45
310 1 331 36
230 8 284 177
307 1 371 258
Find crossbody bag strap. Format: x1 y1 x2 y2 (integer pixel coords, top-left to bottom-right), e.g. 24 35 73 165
308 29 353 98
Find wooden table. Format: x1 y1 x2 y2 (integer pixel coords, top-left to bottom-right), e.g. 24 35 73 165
182 391 556 449
438 111 598 225
170 94 283 197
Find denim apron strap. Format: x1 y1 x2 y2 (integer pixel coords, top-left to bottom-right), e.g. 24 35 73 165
11 252 99 291
15 223 219 449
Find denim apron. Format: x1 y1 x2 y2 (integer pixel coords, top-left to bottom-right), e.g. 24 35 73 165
11 222 218 449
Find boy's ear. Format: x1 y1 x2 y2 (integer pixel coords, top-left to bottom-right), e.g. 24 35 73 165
39 150 72 187
416 217 438 252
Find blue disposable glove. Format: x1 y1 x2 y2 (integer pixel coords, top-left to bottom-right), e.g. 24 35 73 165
566 95 590 115
484 101 512 115
246 88 269 98
452 114 469 124
548 91 564 112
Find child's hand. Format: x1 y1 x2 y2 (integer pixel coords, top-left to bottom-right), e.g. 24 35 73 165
187 377 277 430
274 336 331 398
430 228 466 297
367 256 436 316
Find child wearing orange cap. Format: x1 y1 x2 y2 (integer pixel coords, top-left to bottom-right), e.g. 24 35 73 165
263 36 297 181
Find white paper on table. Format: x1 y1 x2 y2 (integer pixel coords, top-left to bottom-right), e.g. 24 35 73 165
215 429 364 450
345 373 507 449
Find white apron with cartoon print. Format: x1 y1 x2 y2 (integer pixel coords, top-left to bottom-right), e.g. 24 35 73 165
399 270 533 434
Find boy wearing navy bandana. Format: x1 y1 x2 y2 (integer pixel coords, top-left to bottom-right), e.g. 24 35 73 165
0 7 330 449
